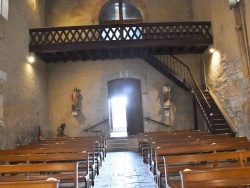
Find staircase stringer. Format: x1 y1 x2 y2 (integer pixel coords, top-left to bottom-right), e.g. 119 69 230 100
207 87 238 134
144 54 236 135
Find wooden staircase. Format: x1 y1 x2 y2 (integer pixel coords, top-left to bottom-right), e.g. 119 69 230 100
143 54 236 136
143 54 190 91
202 90 235 136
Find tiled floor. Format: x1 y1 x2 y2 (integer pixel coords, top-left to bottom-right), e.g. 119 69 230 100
94 151 157 188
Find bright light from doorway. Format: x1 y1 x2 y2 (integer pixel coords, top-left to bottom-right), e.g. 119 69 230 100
110 96 128 137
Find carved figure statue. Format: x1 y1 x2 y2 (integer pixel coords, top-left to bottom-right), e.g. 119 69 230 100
162 83 171 108
71 87 79 110
57 123 67 137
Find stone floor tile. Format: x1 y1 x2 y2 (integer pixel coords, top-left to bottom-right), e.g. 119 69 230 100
93 151 157 188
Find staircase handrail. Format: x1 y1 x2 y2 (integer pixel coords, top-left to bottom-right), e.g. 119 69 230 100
171 55 213 131
84 119 109 132
206 86 238 134
158 55 212 109
188 69 212 109
144 117 170 127
155 55 213 131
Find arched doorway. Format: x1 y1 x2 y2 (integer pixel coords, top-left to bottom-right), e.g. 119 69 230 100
108 78 144 137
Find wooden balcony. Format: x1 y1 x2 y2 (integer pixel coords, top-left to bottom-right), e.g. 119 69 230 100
29 22 213 63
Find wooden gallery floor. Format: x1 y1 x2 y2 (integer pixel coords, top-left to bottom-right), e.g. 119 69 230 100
94 151 157 188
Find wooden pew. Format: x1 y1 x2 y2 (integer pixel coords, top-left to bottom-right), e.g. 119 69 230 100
163 151 246 188
0 147 97 186
199 136 247 145
0 148 46 155
142 133 229 164
0 163 83 188
149 136 248 170
0 146 98 173
148 140 201 172
0 180 60 188
40 136 107 159
155 144 215 187
138 130 211 154
154 141 250 187
180 167 250 188
21 139 104 166
44 147 100 180
18 142 102 173
0 152 90 188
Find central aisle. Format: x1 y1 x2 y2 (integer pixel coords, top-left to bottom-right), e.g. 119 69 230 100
94 151 157 188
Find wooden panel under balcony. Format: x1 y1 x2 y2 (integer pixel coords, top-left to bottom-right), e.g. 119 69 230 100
29 22 213 63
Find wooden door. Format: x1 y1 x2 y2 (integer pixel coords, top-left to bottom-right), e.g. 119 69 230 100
108 78 144 136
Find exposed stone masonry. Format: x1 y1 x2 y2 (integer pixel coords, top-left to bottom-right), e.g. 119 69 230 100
212 57 250 137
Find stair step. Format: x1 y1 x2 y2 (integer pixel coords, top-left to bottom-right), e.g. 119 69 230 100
213 128 232 134
213 122 228 125
212 114 224 117
107 136 138 152
213 124 230 129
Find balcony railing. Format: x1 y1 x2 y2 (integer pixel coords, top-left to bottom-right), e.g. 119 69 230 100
30 22 212 45
29 22 213 63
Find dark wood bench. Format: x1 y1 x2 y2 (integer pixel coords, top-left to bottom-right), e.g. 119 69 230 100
43 146 100 181
40 136 107 159
19 139 102 160
0 162 84 188
199 136 248 145
21 138 104 165
0 152 90 187
163 150 250 188
41 147 98 186
149 136 248 171
154 141 250 187
142 133 229 164
0 148 96 186
0 180 60 188
0 148 46 155
180 166 250 188
138 130 210 154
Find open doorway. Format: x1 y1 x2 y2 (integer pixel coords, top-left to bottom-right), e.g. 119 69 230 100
110 96 128 137
108 78 144 138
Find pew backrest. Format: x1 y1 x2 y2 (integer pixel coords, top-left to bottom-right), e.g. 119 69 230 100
163 151 243 186
0 163 80 188
180 167 250 188
0 180 60 188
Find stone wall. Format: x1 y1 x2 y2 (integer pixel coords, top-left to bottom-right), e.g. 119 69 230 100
192 0 250 137
46 0 202 137
0 0 212 147
0 0 49 149
46 0 193 26
48 58 196 137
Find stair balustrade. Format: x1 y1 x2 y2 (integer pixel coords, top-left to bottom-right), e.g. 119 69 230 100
145 55 235 135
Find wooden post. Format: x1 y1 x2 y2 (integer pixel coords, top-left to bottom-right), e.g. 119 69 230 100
193 94 198 130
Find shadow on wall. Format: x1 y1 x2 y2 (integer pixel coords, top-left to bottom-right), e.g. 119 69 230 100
156 83 176 130
16 128 37 146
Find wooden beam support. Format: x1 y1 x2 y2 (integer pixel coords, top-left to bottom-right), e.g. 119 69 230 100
108 49 113 60
97 50 103 60
86 50 95 61
53 52 65 62
74 51 84 61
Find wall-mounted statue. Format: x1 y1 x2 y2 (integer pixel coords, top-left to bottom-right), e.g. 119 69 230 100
162 83 171 109
71 87 79 111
